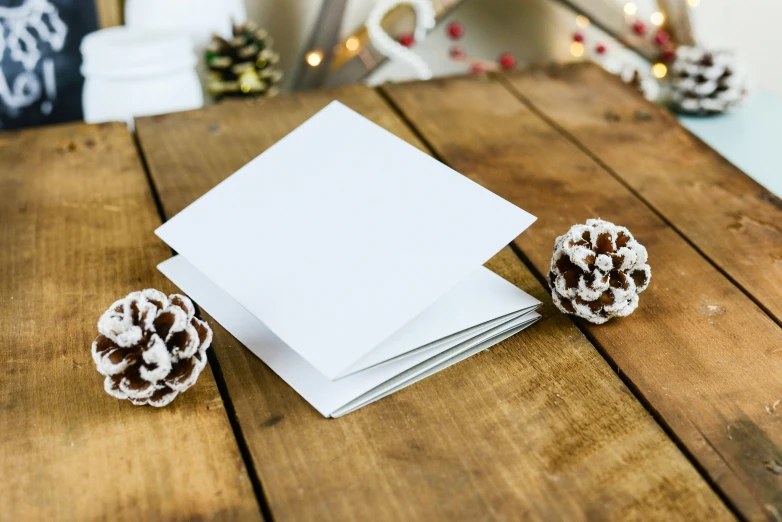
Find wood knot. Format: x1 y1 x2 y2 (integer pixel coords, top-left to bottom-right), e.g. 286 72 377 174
57 141 77 153
262 415 284 428
633 110 652 121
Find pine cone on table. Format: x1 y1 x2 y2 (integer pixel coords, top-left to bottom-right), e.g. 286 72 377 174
205 21 283 99
670 46 748 115
548 219 651 324
91 289 212 407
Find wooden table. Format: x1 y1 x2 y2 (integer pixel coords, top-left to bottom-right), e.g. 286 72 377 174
3 63 782 521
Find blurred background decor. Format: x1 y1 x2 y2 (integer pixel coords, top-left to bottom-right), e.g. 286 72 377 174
205 21 282 99
0 0 98 129
80 26 202 125
365 0 436 80
124 0 247 97
124 0 246 47
1 0 780 196
0 0 763 123
441 21 518 74
668 46 747 114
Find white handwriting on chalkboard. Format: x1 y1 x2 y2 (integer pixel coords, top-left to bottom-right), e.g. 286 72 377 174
0 0 68 117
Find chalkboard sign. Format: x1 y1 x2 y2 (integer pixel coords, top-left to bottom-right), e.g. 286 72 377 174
0 0 98 130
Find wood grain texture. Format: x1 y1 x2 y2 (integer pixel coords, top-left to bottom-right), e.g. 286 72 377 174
94 0 123 28
136 86 732 521
502 63 782 326
382 73 782 521
0 123 262 521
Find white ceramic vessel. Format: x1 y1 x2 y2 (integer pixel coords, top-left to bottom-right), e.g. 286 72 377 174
81 27 203 125
124 0 246 46
123 0 247 105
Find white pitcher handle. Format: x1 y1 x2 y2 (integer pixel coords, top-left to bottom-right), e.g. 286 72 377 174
366 0 435 80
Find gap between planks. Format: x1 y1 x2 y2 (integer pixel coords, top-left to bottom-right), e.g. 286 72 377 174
130 130 276 522
379 73 782 520
0 121 263 521
375 83 743 520
134 86 733 521
494 64 782 331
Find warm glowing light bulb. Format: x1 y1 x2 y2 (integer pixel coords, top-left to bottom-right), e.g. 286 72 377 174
570 41 585 57
345 36 360 51
305 50 323 67
687 0 700 6
652 62 668 78
576 15 590 28
624 3 638 15
650 12 665 25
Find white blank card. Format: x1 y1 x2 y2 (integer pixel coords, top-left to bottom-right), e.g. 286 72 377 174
156 101 540 416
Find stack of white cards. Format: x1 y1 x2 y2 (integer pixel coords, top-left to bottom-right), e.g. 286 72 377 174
156 102 541 417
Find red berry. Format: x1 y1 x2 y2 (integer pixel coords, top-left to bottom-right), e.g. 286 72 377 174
447 21 464 39
595 43 607 54
470 63 486 74
633 21 647 35
654 31 670 45
398 33 414 47
497 52 516 70
572 32 584 43
449 45 464 58
661 49 677 63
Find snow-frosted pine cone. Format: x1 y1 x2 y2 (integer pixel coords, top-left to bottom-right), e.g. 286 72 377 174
670 46 748 115
548 219 651 324
91 289 212 407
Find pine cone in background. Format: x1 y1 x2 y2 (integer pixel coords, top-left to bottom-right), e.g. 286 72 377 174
91 289 212 407
670 46 748 115
548 219 651 325
206 22 283 99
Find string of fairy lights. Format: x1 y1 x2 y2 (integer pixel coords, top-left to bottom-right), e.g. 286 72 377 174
301 1 703 81
573 1 702 82
305 35 367 69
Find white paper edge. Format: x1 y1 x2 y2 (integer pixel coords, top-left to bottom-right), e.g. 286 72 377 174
331 316 540 417
331 313 541 417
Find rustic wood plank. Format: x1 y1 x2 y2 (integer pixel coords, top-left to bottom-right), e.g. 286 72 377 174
0 123 262 521
136 86 732 521
382 73 782 521
501 63 782 326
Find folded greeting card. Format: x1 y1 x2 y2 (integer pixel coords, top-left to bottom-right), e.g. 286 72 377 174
156 101 541 417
